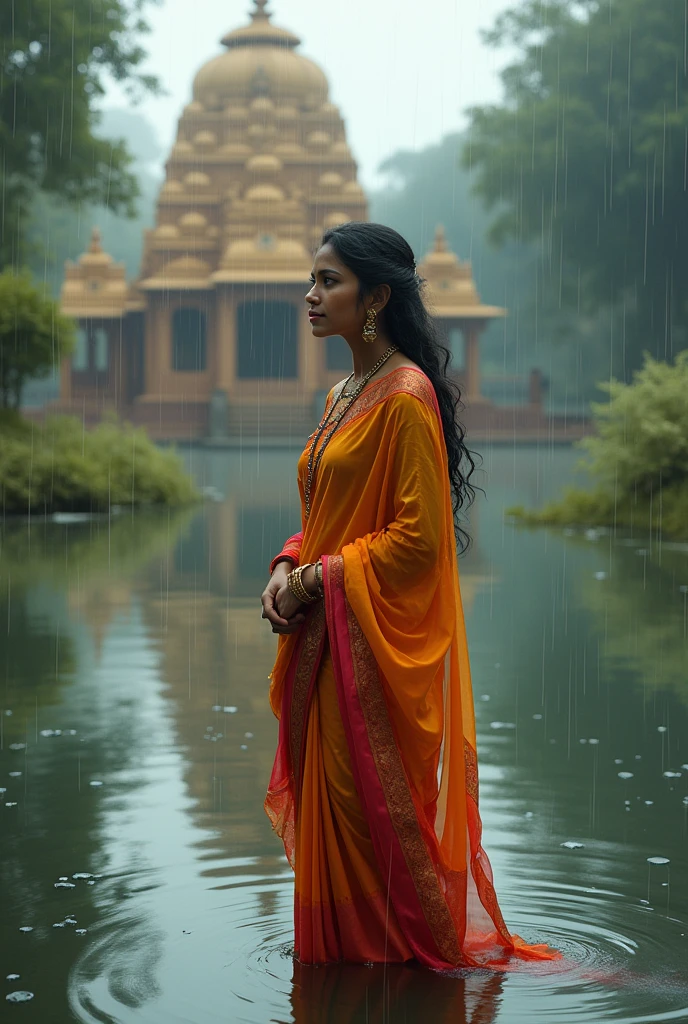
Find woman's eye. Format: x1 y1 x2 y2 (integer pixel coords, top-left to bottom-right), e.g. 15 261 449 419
323 277 334 285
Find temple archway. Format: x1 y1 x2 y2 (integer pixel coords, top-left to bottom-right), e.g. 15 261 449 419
237 300 298 379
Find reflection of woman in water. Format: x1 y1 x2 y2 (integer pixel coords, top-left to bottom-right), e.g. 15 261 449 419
261 222 560 969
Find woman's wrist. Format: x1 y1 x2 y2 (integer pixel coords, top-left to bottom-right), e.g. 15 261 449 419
301 563 318 597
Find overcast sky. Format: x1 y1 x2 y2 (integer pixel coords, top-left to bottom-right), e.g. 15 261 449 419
109 0 515 188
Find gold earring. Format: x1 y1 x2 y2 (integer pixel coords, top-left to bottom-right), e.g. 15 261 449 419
362 307 377 343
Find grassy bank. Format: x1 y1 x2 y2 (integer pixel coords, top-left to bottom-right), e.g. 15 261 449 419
506 352 688 541
0 412 198 515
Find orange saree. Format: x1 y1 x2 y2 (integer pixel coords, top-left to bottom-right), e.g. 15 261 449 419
265 367 561 969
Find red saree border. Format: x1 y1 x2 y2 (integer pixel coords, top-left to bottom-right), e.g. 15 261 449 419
323 554 464 969
289 602 327 792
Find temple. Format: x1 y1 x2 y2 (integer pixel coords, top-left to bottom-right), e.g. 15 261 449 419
57 2 525 442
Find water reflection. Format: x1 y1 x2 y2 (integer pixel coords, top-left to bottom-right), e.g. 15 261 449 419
289 960 505 1023
1 447 687 1023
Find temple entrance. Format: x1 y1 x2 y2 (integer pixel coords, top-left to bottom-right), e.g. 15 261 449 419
237 300 298 379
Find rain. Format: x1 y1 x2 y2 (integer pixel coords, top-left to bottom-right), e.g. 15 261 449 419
1 0 687 1021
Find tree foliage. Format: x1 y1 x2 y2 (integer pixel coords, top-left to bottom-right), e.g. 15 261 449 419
507 351 688 538
0 269 75 408
464 0 688 374
0 414 198 513
0 0 160 269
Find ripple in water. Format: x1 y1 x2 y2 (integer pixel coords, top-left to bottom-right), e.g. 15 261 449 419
66 872 688 1024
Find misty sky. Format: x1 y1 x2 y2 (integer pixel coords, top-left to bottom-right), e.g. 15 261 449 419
108 0 514 188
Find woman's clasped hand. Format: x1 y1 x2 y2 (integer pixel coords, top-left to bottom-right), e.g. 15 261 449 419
261 563 307 634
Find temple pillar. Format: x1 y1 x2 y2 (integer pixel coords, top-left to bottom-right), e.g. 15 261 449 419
143 296 168 398
214 286 237 394
463 324 482 402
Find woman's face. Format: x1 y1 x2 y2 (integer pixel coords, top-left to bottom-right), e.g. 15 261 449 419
305 243 366 340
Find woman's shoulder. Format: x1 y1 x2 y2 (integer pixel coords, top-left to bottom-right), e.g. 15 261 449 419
374 362 438 414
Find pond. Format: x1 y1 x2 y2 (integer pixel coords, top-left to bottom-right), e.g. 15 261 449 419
1 445 687 1023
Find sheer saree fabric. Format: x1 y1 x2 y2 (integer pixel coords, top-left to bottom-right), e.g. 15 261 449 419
265 367 560 969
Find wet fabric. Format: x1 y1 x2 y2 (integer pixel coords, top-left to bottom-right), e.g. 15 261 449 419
265 367 562 969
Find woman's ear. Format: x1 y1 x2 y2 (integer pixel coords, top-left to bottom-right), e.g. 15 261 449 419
372 283 392 312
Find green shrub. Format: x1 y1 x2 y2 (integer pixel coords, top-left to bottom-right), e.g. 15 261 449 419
0 414 198 514
507 352 688 539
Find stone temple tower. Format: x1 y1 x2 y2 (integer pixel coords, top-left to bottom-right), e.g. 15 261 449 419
61 0 368 440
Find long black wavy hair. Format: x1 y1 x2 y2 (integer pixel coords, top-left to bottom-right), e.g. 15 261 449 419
320 221 480 555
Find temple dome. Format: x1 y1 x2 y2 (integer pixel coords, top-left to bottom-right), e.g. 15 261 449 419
193 1 328 108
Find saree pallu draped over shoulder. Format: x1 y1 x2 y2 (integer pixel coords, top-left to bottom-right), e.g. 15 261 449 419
265 367 561 969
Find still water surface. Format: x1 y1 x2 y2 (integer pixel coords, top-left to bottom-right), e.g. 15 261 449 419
1 446 687 1023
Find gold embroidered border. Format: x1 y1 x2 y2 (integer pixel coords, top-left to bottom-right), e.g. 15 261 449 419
342 591 462 966
289 602 326 788
464 737 479 803
336 368 437 435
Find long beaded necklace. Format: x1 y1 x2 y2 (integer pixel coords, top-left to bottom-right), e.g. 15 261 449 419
304 344 398 520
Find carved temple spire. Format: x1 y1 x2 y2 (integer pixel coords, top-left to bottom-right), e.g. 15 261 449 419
251 0 270 20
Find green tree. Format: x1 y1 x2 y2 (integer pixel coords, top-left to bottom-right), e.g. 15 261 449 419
464 0 688 377
0 0 160 269
508 351 688 538
0 269 75 408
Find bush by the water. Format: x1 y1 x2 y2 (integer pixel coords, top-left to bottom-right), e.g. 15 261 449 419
0 413 198 514
507 352 688 539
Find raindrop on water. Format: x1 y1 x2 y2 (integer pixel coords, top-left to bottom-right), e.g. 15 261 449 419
618 772 634 779
561 841 585 849
647 856 670 865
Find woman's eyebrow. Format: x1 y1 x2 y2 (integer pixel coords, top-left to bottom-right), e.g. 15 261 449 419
313 268 342 277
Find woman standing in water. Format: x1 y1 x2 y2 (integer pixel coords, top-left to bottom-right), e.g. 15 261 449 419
261 222 561 969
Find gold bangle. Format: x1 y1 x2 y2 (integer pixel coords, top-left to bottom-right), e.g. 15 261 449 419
288 564 319 604
314 560 324 597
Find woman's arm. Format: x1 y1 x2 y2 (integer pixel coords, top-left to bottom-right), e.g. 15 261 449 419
351 394 445 594
268 530 303 576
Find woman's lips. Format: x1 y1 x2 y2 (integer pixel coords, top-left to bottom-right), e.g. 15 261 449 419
308 311 325 319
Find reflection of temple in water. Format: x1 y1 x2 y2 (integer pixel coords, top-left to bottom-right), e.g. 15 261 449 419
56 2 578 443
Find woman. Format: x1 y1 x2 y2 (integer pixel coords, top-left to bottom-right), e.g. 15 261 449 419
261 222 560 970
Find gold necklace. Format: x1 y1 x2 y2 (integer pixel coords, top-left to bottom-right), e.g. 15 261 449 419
304 345 398 520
